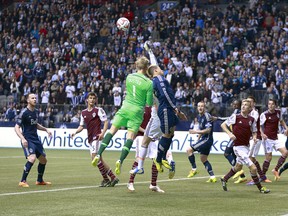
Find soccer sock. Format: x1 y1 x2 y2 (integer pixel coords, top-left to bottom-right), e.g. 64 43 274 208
97 161 109 181
262 160 270 175
163 137 173 161
279 162 288 175
156 137 171 163
203 160 214 177
21 161 33 182
151 162 158 186
129 161 138 183
137 145 148 169
223 167 236 182
224 154 236 166
166 151 173 164
188 154 197 169
119 139 134 163
254 160 265 179
98 132 113 156
37 163 46 182
251 172 262 190
107 169 117 181
274 156 287 171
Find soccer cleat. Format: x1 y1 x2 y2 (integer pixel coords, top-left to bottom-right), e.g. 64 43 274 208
272 169 280 181
234 177 247 184
187 170 199 178
115 160 122 175
153 158 163 173
161 159 172 169
100 179 111 187
149 184 165 193
220 178 228 191
206 177 217 183
232 170 244 179
246 180 255 186
91 155 100 167
36 181 52 185
129 167 144 175
168 161 176 179
127 183 135 192
109 178 119 187
19 181 29 188
260 186 270 194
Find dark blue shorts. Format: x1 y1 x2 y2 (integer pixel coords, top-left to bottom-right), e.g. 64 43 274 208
158 108 179 135
191 138 213 156
22 139 46 158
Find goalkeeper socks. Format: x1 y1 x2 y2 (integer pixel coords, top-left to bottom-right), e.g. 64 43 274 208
98 132 113 155
21 161 34 182
119 139 134 163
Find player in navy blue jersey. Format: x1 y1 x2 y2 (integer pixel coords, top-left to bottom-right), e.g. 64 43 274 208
15 93 52 187
186 101 217 183
146 43 187 172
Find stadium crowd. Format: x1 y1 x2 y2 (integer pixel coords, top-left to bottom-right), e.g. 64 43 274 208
0 0 287 127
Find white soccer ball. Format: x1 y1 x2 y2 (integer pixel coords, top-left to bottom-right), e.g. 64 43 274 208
116 17 130 31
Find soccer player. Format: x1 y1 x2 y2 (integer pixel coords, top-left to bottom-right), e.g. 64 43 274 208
246 96 270 185
260 99 288 181
279 137 288 176
92 56 153 175
127 106 173 193
217 99 247 183
186 101 217 183
146 43 187 173
220 99 270 193
15 93 52 187
71 92 118 187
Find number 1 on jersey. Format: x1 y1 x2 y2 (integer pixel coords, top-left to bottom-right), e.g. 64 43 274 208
133 85 136 97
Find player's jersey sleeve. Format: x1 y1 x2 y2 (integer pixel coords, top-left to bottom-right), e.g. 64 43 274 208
251 118 257 133
98 107 108 121
16 109 25 126
79 112 85 126
260 113 266 125
204 112 213 129
225 114 236 127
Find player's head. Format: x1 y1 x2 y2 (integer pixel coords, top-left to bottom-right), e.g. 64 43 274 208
135 56 149 75
247 96 256 108
26 93 37 107
147 64 163 77
87 92 97 105
197 101 205 114
268 99 277 111
232 99 241 110
241 99 251 114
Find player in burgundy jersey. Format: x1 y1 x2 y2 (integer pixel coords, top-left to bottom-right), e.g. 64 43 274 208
71 92 119 187
220 99 270 193
260 99 288 181
246 96 271 185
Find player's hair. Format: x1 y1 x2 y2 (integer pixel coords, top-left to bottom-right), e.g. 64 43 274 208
147 64 158 77
247 95 256 103
87 92 97 98
26 92 35 100
135 56 149 71
268 98 277 105
232 99 241 108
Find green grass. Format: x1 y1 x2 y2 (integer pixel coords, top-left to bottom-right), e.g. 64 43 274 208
0 148 287 216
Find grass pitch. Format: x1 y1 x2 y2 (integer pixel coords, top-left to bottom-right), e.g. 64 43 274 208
0 148 287 216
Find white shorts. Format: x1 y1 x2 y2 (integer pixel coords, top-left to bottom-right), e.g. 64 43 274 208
263 138 285 154
89 140 100 155
233 145 254 167
134 136 158 159
144 116 162 140
249 139 262 158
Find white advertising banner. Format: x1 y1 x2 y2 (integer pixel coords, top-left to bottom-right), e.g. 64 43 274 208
0 128 284 156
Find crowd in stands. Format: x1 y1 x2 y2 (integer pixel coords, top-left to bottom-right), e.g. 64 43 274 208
0 0 287 127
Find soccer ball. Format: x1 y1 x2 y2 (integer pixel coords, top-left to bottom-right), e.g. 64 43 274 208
116 17 130 31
